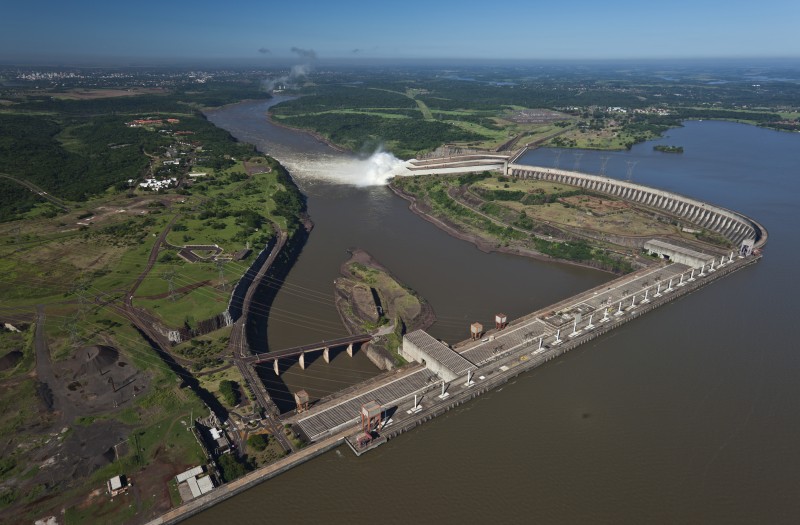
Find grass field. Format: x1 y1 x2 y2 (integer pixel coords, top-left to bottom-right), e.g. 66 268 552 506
47 88 168 100
131 166 283 328
0 85 304 523
393 174 641 273
471 177 699 240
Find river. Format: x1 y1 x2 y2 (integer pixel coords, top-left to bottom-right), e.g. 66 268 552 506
197 101 800 524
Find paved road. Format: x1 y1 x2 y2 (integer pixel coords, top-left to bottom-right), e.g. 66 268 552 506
0 173 71 212
126 214 179 306
33 305 76 424
225 224 294 453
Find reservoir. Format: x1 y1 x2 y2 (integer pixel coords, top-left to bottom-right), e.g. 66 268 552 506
199 101 800 524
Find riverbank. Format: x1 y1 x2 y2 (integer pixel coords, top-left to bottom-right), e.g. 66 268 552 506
266 110 353 154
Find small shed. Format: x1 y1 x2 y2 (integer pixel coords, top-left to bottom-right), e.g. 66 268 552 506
356 432 373 449
107 475 128 497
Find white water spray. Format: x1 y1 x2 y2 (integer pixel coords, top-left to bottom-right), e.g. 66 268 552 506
344 150 407 186
291 149 408 187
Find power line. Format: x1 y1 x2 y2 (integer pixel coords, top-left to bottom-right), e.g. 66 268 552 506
599 155 610 176
573 152 584 172
626 160 638 183
553 149 562 169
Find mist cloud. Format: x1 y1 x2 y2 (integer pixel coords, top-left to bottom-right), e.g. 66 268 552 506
299 149 407 187
257 47 271 54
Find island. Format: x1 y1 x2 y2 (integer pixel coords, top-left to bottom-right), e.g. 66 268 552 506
654 145 684 153
334 249 435 370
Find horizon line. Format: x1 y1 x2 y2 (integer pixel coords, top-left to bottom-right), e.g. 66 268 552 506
2 55 800 68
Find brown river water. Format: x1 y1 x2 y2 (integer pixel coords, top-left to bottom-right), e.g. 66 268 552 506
194 99 800 524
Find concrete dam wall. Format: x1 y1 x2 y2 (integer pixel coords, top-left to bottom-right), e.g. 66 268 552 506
507 164 768 249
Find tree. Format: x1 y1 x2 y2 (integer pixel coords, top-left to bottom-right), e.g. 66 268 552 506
247 433 269 452
218 380 240 406
217 454 248 482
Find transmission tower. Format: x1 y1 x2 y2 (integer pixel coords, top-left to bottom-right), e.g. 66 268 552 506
71 274 92 318
599 156 610 176
63 312 82 348
626 161 638 182
216 260 226 291
162 267 177 301
573 152 584 172
553 150 562 169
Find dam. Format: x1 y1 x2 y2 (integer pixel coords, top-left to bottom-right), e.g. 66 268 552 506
149 242 762 525
400 151 766 251
285 245 757 448
273 156 767 445
148 148 769 524
506 163 766 249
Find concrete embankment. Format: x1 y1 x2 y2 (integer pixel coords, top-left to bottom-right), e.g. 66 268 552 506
226 231 281 323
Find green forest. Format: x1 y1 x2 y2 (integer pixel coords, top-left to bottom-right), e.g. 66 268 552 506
0 85 267 221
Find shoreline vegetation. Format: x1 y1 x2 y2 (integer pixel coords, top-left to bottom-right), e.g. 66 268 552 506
266 109 353 154
654 145 684 153
388 173 638 275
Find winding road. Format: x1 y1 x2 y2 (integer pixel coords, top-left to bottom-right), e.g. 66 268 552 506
226 224 295 453
0 173 71 212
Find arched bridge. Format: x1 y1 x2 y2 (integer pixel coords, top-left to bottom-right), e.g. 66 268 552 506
507 164 768 249
239 334 372 375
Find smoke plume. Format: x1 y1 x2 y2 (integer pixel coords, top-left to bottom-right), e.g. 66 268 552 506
262 47 317 91
290 47 317 60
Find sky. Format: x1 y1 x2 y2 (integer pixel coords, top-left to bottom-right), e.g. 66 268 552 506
1 0 799 64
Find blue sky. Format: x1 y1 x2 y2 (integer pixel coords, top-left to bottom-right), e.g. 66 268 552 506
1 0 799 63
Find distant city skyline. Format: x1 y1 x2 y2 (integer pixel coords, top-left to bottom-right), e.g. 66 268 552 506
2 0 799 64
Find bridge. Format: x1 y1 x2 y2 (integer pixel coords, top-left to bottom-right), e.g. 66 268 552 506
239 334 373 375
398 153 512 176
